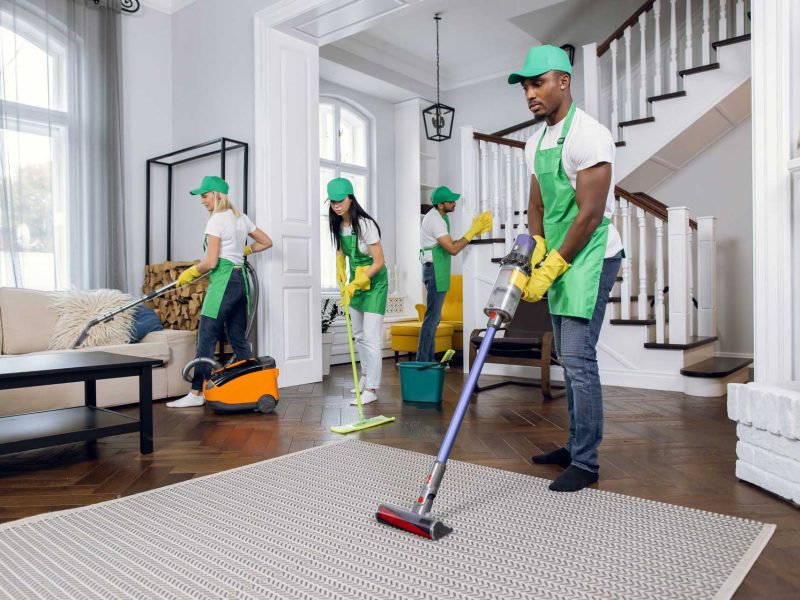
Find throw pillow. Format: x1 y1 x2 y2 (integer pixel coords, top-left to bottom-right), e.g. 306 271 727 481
48 289 135 350
130 304 165 343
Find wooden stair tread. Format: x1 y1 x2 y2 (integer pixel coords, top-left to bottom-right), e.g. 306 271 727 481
644 336 718 350
513 210 528 216
648 90 687 103
615 141 626 147
712 34 751 49
608 295 654 303
680 357 753 378
610 318 656 326
618 116 655 128
679 63 720 77
469 238 505 245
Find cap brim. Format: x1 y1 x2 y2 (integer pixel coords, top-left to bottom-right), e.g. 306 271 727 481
327 195 346 202
189 188 207 195
508 69 549 84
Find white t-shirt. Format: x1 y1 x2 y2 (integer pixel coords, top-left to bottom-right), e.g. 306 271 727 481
204 209 257 265
524 107 624 258
341 218 381 255
419 209 450 263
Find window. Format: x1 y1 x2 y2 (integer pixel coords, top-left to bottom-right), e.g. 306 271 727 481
0 21 68 290
319 98 371 292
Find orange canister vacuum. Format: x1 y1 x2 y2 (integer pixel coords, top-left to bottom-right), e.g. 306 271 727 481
182 356 280 414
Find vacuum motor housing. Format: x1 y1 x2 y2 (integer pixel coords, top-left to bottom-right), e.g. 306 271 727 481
204 356 280 414
483 234 537 324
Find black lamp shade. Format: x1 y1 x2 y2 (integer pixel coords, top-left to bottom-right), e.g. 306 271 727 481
560 44 576 65
422 102 455 142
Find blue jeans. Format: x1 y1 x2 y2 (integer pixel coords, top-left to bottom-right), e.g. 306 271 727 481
192 270 254 390
416 263 447 362
552 253 622 473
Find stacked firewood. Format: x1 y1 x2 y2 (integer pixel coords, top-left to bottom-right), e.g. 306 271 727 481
142 261 207 331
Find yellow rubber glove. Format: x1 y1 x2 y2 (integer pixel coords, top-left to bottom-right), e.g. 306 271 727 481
243 245 253 257
336 254 347 288
340 266 371 307
176 265 202 287
531 234 547 267
463 211 493 241
522 249 570 303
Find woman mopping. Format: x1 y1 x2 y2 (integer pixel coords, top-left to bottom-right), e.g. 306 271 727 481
167 175 273 408
328 177 388 405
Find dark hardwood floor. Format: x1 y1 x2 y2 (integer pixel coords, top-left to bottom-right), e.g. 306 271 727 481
1 360 798 597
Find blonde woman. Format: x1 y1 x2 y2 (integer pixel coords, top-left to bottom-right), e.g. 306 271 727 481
167 175 273 408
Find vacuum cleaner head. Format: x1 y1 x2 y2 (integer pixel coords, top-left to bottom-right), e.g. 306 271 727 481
375 504 452 540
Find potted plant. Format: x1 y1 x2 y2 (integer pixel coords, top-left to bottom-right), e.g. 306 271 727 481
321 298 340 376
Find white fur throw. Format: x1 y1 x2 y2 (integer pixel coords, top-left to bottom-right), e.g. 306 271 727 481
48 289 135 350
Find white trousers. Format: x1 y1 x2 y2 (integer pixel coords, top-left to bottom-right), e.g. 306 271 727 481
348 309 384 389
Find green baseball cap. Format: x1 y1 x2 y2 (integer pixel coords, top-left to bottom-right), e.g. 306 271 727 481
327 177 353 202
190 175 229 195
508 45 572 84
430 185 461 205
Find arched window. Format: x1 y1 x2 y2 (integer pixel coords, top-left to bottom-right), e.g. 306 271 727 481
319 97 371 291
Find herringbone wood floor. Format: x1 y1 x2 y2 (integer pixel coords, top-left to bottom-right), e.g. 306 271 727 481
1 361 798 598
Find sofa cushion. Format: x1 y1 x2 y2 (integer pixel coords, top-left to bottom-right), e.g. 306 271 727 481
390 323 454 336
0 287 60 354
27 341 171 364
130 305 165 343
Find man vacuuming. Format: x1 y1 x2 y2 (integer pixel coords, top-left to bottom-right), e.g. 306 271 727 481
510 45 623 492
416 186 492 363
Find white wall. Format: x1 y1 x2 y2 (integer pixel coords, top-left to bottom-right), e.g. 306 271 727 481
650 116 753 356
319 80 396 269
121 6 173 293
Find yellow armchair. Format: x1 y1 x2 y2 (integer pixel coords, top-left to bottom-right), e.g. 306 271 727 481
414 274 463 351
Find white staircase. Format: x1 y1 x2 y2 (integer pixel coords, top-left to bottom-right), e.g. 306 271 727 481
458 0 753 397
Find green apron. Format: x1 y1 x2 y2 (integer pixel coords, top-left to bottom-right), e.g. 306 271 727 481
341 228 388 315
200 238 251 319
535 103 609 319
419 211 451 292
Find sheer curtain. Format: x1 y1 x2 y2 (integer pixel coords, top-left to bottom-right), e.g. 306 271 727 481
0 0 126 291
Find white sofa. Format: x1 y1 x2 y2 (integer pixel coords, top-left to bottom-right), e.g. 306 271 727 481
0 287 196 417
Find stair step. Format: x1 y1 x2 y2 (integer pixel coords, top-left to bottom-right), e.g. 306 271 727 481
679 63 720 77
618 116 656 128
648 90 687 103
470 238 504 245
644 335 718 350
608 295 654 303
500 224 523 230
615 141 626 147
490 257 502 263
616 276 623 282
513 210 528 216
610 318 656 326
712 34 751 49
680 356 752 378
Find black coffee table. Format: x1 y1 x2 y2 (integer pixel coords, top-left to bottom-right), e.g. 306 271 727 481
0 351 163 456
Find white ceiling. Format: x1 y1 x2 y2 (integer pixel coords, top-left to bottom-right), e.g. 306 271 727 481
140 0 198 15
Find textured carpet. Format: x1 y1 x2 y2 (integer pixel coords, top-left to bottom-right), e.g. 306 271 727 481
0 441 774 599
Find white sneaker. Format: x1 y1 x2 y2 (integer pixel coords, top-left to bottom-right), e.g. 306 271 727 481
166 393 205 408
350 389 378 406
349 375 366 394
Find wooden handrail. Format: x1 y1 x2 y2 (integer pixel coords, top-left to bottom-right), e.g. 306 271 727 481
472 131 526 149
597 0 655 57
491 118 542 138
615 186 697 229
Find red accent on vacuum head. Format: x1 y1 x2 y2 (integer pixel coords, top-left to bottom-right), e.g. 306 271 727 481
375 504 453 541
490 312 497 319
417 496 424 503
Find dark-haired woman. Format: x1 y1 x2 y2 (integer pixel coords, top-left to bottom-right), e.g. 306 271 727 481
327 177 388 405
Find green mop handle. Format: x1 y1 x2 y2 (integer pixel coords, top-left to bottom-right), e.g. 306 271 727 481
343 305 365 421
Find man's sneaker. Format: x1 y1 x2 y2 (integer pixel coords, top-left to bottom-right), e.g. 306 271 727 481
349 375 366 394
350 389 378 405
166 393 205 408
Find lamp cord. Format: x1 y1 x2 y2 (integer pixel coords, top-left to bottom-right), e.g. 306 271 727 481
435 13 441 108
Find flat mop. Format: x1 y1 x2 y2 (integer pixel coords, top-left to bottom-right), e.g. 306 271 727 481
376 234 537 539
331 304 395 434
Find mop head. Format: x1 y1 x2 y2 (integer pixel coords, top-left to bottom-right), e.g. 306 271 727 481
331 415 395 434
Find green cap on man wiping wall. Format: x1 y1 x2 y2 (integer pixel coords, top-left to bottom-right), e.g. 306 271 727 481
430 186 461 205
508 44 572 84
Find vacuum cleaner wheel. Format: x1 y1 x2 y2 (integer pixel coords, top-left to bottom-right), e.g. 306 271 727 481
256 395 277 414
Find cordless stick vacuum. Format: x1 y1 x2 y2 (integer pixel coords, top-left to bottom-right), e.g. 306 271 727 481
376 234 537 540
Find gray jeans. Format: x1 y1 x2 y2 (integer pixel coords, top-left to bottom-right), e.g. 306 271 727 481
552 252 622 473
416 263 447 363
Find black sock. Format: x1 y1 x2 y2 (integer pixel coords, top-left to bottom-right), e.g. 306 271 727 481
532 447 571 468
548 465 599 492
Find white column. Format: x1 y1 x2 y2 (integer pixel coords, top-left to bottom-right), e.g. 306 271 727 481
490 143 501 239
460 127 478 217
624 26 633 121
654 217 666 343
582 43 600 120
696 216 717 337
702 0 711 65
687 228 695 336
653 0 663 96
637 208 649 320
620 198 632 319
718 0 728 40
479 140 489 216
610 39 620 136
735 0 745 36
667 207 691 344
639 12 648 118
503 145 514 252
669 0 679 92
685 0 693 70
516 149 527 231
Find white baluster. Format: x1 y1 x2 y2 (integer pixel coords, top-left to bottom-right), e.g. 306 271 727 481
685 0 693 70
687 227 695 337
479 141 489 217
696 216 717 337
516 150 527 232
735 0 744 36
667 207 691 344
503 145 514 252
610 39 620 137
624 26 633 122
460 128 478 217
669 0 678 92
639 12 648 118
620 198 632 320
491 143 501 241
655 218 665 343
637 208 649 320
718 0 727 40
702 0 711 65
653 0 663 96
582 42 600 120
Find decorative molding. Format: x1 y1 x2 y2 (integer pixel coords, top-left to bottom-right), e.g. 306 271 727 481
140 0 197 15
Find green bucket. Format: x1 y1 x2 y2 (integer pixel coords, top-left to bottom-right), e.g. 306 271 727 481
398 361 446 403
